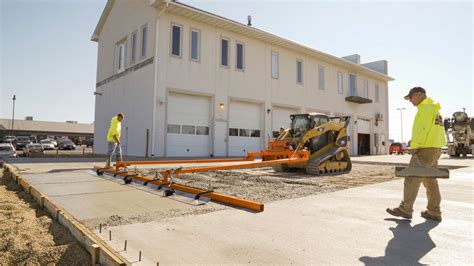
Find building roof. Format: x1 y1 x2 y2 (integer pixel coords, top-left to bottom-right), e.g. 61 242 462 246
91 0 394 82
0 119 93 135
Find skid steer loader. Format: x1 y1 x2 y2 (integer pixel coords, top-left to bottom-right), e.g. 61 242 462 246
264 113 352 175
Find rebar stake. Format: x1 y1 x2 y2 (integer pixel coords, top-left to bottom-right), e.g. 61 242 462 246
109 230 112 241
124 240 127 251
139 251 142 261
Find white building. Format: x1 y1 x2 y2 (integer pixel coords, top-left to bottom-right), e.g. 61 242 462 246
91 0 394 157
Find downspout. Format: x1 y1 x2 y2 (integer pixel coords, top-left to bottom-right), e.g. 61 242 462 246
151 1 169 156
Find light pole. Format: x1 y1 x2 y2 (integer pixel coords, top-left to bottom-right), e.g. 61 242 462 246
396 107 406 143
11 95 16 136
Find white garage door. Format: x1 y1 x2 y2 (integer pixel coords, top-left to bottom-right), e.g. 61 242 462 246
357 118 371 134
272 106 298 138
229 101 263 156
166 93 210 157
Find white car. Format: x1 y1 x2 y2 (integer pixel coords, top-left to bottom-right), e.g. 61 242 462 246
40 140 55 150
0 143 17 157
43 138 58 147
23 143 44 157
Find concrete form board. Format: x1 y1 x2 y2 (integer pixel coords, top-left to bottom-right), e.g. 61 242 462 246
3 165 130 265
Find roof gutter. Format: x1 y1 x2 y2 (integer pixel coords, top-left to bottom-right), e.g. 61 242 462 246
91 0 115 42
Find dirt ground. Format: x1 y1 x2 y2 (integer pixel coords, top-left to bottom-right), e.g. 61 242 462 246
84 163 398 229
0 170 91 265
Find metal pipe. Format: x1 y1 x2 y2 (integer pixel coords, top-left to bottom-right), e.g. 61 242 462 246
151 2 170 157
11 95 16 136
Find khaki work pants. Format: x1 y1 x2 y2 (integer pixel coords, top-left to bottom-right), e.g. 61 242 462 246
398 148 442 216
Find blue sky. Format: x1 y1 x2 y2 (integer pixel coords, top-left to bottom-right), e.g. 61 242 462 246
1 0 472 142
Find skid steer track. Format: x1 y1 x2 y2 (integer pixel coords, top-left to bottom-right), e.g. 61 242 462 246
306 147 352 176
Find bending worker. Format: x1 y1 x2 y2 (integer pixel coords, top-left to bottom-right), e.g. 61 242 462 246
105 113 124 168
387 87 446 221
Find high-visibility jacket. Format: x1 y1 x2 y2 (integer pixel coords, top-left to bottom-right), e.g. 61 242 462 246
107 116 121 142
410 97 446 149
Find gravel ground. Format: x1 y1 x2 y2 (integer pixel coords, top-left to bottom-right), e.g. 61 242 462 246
84 163 398 229
0 170 91 265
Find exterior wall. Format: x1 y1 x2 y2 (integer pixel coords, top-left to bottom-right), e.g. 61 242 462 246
154 12 390 156
94 0 156 156
94 2 391 157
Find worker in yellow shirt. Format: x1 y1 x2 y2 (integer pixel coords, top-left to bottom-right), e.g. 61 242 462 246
105 113 124 168
387 87 446 221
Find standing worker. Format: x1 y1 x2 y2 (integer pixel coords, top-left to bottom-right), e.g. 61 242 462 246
105 113 124 168
386 87 446 221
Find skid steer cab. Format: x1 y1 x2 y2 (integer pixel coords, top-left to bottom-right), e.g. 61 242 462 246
264 113 352 175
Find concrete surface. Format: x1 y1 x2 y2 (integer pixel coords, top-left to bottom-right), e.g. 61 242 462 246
4 155 473 264
96 160 473 265
21 170 190 221
353 153 474 168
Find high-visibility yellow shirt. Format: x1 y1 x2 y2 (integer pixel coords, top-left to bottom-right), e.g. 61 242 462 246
411 97 447 149
107 116 121 142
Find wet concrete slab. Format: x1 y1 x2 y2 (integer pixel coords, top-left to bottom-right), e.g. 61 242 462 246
20 170 190 221
50 189 187 221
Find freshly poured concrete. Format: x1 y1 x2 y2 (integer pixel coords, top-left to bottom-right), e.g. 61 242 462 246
98 166 474 265
22 171 190 221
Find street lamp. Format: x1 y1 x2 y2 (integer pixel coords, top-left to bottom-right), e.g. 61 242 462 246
396 107 406 143
11 95 16 136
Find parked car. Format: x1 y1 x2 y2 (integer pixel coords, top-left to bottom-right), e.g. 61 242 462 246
23 143 44 157
15 136 32 149
40 139 55 150
3 135 16 143
43 138 58 147
85 138 94 147
441 146 448 154
72 137 83 146
58 140 76 150
389 142 407 155
0 143 17 158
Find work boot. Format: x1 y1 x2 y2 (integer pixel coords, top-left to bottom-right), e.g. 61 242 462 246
386 207 412 219
421 210 442 221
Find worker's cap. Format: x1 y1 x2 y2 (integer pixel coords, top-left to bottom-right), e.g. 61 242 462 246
404 87 426 100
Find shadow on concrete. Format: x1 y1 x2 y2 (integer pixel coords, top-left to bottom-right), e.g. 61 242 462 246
359 218 439 265
47 168 93 173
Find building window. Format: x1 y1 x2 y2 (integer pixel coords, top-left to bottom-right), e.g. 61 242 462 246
296 59 303 84
364 79 369 98
239 129 249 137
236 41 244 71
221 38 229 67
140 25 147 58
271 51 279 79
375 83 380 103
116 41 126 73
251 130 260 137
182 125 196 135
196 126 209 135
337 71 343 94
349 73 356 96
190 29 200 61
167 124 180 134
171 24 181 57
318 65 325 90
229 128 238 136
131 31 137 64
